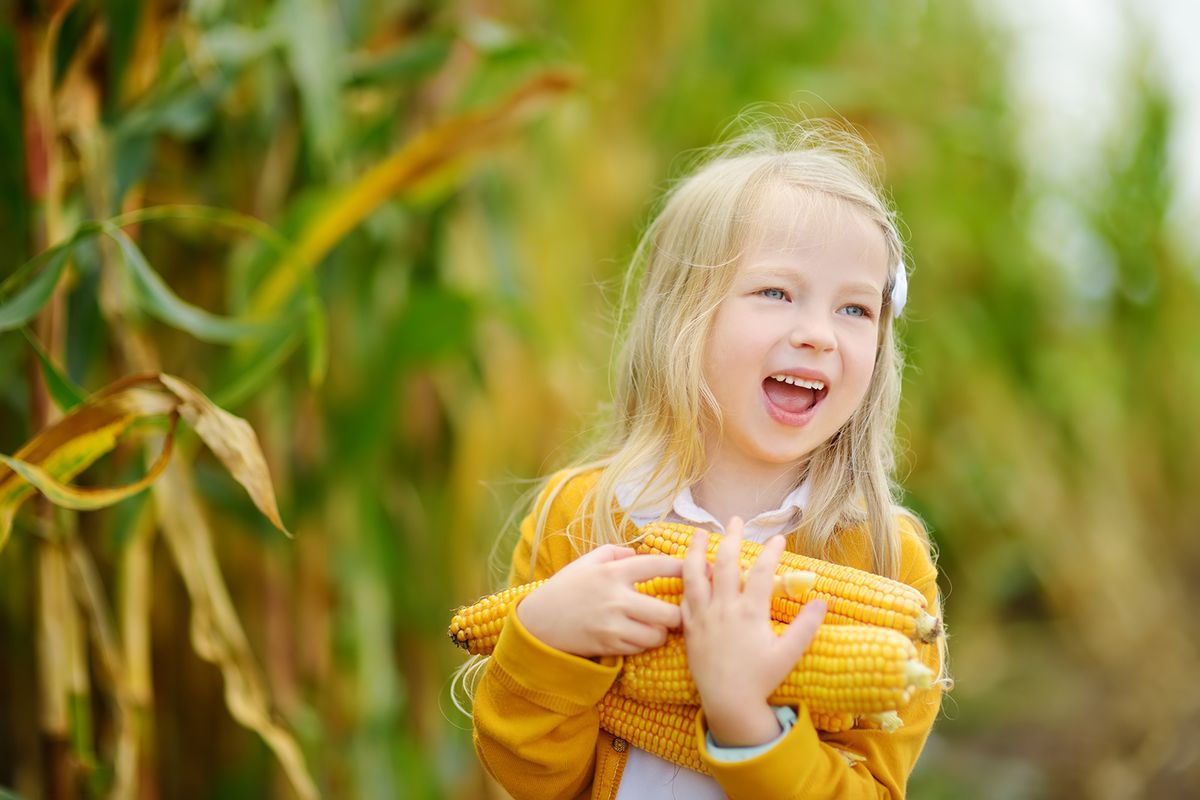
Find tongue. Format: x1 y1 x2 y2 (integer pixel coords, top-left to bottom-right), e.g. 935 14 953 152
764 379 816 413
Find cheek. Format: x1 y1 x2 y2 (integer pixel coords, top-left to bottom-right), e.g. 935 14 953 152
708 339 767 394
702 324 744 376
699 339 736 410
844 341 880 400
707 336 746 371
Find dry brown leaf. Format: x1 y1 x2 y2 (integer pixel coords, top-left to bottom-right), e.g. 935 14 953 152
152 458 318 800
158 374 289 535
3 372 309 792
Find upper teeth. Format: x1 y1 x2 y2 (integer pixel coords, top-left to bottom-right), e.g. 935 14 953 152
770 374 824 390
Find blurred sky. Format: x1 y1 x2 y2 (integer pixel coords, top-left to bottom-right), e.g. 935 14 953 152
984 0 1200 259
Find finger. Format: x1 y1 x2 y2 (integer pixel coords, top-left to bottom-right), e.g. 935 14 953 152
583 544 637 563
778 598 827 662
711 517 744 600
615 553 685 582
682 527 711 610
744 534 785 600
617 623 672 653
625 592 683 630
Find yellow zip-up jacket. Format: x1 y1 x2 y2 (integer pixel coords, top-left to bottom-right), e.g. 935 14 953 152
472 468 944 799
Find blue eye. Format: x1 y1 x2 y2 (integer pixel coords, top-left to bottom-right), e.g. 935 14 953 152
841 304 871 318
760 288 787 301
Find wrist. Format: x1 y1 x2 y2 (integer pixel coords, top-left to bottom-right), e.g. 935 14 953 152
704 700 781 748
513 591 562 651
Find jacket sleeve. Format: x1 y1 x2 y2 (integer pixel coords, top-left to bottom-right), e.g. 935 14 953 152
472 469 621 800
698 517 945 799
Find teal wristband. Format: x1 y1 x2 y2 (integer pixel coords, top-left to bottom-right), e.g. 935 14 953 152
705 705 798 763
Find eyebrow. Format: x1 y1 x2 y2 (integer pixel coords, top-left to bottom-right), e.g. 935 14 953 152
743 267 883 296
841 280 885 297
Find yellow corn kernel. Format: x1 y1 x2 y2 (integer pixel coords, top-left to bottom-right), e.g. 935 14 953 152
809 711 857 733
634 521 942 643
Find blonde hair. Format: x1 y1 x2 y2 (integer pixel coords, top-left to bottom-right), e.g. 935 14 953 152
535 116 912 578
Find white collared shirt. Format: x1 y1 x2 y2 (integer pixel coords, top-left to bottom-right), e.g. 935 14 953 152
612 467 809 800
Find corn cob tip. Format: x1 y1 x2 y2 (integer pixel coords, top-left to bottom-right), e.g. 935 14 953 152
448 614 468 650
915 612 942 643
867 711 904 732
904 660 935 689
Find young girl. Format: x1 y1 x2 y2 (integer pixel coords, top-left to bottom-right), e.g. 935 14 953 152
466 118 946 799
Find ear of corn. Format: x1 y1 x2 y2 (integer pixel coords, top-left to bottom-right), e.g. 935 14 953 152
449 579 549 655
449 578 930 727
449 570 816 656
598 694 709 774
635 521 942 643
618 625 931 715
597 695 889 771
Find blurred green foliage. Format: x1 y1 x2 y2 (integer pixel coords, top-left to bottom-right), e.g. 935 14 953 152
2 1 1198 798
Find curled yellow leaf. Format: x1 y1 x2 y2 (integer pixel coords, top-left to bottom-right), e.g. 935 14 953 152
0 373 288 550
0 414 176 511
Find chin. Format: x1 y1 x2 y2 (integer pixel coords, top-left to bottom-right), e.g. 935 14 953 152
750 443 819 467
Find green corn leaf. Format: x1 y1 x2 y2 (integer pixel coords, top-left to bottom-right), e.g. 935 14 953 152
302 276 328 387
107 204 291 256
113 67 233 142
102 0 141 112
0 27 27 258
344 34 452 86
23 328 88 411
0 245 72 331
277 0 344 170
212 326 302 410
105 224 283 343
248 71 575 318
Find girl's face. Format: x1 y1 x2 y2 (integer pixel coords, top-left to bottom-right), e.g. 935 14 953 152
700 187 888 478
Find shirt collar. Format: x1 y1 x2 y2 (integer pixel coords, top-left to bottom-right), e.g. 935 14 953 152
614 459 810 534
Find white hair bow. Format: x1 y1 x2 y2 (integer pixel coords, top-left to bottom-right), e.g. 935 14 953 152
891 261 909 319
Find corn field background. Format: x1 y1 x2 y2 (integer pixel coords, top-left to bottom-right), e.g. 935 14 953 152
1 1 1198 798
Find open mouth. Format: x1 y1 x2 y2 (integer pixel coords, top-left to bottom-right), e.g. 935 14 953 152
763 374 828 418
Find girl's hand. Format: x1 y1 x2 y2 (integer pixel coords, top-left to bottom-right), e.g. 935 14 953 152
682 518 827 748
516 545 684 658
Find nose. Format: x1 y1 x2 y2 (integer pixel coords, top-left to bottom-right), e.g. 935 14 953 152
788 314 836 352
